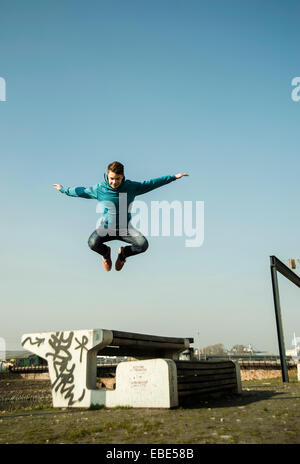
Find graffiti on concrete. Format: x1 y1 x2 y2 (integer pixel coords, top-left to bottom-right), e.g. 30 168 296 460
45 331 86 406
75 335 89 362
22 336 45 347
23 331 89 406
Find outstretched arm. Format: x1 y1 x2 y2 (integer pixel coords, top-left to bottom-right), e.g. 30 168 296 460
134 173 189 196
53 183 98 199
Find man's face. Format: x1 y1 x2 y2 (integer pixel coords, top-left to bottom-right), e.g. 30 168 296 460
107 170 124 189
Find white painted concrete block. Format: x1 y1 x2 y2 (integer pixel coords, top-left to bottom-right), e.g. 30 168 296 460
105 358 178 408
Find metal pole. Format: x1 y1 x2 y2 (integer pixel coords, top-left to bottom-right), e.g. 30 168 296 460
270 260 289 382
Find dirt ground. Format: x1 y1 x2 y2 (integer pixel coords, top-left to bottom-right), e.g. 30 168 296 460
1 371 300 444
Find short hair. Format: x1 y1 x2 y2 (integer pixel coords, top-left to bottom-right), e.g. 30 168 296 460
107 161 124 175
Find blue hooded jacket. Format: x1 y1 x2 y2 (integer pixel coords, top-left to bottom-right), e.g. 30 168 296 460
60 173 177 228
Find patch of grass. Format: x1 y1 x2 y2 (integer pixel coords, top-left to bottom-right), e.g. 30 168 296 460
57 419 141 442
66 428 93 439
113 405 133 410
2 403 53 415
112 420 137 432
141 420 162 432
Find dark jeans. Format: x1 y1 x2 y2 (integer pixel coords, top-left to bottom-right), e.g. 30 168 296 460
88 226 149 260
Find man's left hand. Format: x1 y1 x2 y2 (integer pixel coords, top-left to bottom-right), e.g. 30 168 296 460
175 173 189 179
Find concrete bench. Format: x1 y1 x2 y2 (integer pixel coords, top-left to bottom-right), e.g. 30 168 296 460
21 328 241 409
21 328 192 408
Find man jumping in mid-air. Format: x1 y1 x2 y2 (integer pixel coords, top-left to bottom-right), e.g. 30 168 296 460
53 161 188 271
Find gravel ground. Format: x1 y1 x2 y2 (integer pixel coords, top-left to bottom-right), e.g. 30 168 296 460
1 372 300 444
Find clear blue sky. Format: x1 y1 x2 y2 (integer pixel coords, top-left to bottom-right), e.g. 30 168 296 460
1 0 300 354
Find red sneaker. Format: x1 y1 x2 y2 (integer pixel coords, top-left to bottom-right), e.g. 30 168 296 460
115 247 126 271
102 246 112 272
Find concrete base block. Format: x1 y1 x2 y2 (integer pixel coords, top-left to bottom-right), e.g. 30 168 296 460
21 329 178 408
106 358 178 408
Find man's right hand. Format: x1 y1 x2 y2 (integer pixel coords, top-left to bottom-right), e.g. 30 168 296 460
53 184 63 191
